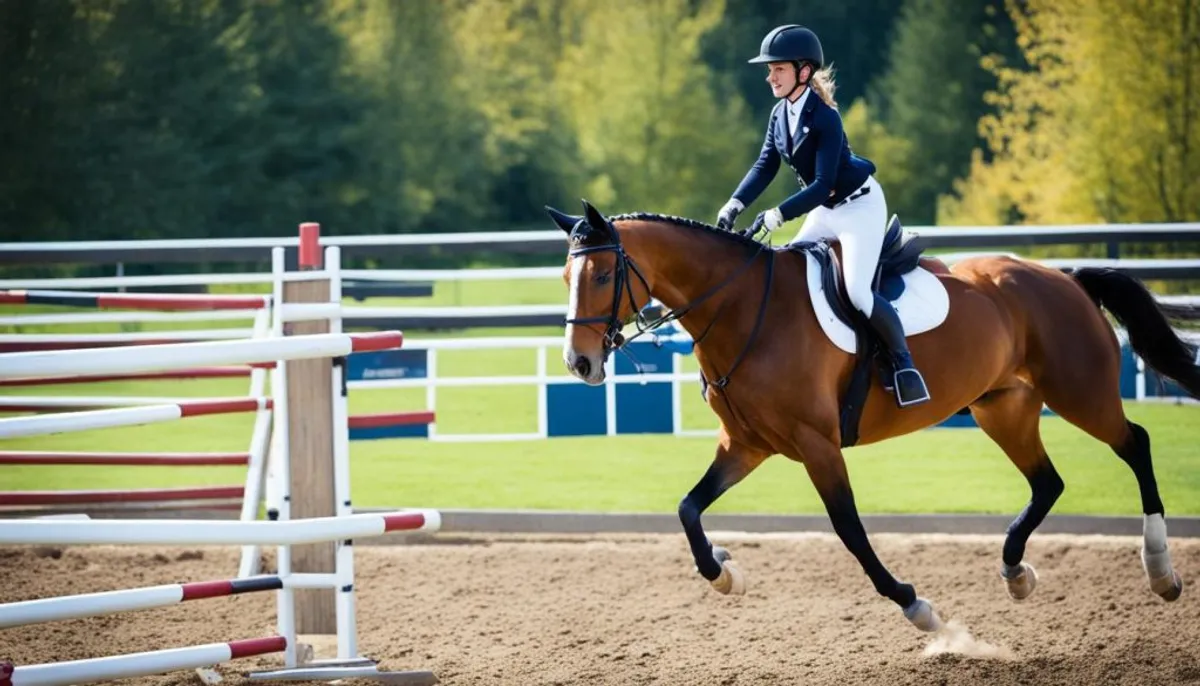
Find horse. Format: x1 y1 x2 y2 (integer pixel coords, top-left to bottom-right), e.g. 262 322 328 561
545 199 1199 632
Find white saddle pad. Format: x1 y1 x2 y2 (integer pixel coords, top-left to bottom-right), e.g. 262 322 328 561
805 251 950 354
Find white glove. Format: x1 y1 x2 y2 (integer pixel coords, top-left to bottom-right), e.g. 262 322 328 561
761 207 784 232
716 198 744 231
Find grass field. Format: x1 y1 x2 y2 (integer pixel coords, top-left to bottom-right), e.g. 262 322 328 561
3 268 1198 517
2 370 1197 516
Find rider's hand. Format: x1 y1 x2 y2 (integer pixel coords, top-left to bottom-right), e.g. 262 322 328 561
716 198 744 231
745 207 784 236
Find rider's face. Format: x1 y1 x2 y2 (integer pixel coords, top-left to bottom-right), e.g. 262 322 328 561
766 62 797 99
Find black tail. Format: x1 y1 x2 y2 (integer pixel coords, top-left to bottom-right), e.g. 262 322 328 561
1072 267 1200 397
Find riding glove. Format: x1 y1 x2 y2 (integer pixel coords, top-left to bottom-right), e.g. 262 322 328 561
747 207 784 236
716 198 744 231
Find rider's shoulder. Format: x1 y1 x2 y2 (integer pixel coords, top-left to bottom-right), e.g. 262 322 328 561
811 99 844 130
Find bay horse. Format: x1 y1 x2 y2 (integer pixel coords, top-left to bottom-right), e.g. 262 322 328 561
546 199 1198 632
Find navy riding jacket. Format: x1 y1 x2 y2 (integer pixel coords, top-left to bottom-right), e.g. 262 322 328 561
731 91 876 221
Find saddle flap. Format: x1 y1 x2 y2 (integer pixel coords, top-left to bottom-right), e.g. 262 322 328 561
799 243 951 356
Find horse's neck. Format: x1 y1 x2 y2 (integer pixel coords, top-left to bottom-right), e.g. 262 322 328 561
623 223 767 349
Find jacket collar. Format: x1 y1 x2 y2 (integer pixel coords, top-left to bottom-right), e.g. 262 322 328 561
775 89 819 160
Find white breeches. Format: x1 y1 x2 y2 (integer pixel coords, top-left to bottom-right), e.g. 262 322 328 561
787 175 888 317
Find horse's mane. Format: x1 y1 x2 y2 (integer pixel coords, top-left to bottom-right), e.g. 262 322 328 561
608 212 767 254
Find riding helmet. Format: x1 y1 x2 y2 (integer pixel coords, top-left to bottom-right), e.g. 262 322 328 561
748 25 824 69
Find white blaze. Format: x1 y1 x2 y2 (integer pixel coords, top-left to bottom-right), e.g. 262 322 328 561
563 256 585 365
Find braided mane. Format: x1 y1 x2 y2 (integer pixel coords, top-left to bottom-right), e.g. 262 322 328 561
609 212 768 253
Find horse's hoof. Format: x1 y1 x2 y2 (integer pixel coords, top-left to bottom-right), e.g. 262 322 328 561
710 559 746 596
1150 569 1183 602
902 597 942 632
1003 562 1038 601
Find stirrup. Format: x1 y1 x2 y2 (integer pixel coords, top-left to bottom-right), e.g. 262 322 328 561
893 367 931 407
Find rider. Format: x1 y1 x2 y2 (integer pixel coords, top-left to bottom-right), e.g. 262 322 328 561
715 24 930 408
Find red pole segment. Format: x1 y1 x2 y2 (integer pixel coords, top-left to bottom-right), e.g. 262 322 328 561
347 411 435 429
0 289 268 311
177 397 272 417
347 331 404 352
382 512 429 532
298 223 321 269
180 575 284 600
0 452 250 466
0 366 270 387
0 486 244 506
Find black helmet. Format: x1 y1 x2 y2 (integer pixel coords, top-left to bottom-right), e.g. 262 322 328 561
748 25 823 69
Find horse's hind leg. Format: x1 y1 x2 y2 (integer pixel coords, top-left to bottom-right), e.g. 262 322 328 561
1040 380 1184 602
969 383 1064 601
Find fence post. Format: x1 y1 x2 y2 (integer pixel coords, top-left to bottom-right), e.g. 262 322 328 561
283 222 337 635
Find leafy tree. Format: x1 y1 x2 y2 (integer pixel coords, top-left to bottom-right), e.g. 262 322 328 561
554 0 757 219
941 0 1200 227
863 0 1018 225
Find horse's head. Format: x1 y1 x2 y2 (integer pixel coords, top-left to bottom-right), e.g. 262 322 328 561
546 200 651 385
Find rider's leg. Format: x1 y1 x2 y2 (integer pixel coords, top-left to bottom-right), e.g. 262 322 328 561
831 177 930 407
788 207 837 245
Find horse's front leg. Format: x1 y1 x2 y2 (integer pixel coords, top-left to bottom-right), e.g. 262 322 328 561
796 426 944 632
678 432 768 595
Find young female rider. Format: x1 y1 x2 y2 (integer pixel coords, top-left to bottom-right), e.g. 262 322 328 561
715 24 930 408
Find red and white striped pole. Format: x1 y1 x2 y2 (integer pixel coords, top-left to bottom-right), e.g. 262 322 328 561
0 330 402 381
0 397 272 439
0 576 284 629
0 289 270 312
0 510 440 546
0 637 287 686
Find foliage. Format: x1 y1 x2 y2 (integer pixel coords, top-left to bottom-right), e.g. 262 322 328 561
941 0 1200 227
1 0 1196 263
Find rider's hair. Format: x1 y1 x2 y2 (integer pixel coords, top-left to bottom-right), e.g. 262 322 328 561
806 63 837 110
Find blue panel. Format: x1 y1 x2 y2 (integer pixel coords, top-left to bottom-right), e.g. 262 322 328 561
616 383 673 434
349 423 430 440
546 383 607 437
347 349 427 383
615 341 675 376
1118 344 1138 399
936 406 1056 429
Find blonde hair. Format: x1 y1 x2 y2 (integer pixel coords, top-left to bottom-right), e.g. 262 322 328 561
807 65 837 110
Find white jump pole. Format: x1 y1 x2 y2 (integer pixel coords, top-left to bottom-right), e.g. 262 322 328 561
268 244 299 667
238 306 275 579
326 245 359 662
0 330 404 381
0 576 285 629
0 398 271 440
0 510 441 546
2 637 287 686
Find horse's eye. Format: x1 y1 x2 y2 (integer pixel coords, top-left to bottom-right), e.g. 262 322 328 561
595 272 612 285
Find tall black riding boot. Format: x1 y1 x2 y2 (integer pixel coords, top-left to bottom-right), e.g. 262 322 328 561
866 294 931 407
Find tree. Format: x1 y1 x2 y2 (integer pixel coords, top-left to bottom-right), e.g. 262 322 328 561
863 0 1018 225
553 0 757 219
941 0 1200 227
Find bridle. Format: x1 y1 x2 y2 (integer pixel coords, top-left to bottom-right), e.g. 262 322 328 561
564 218 776 395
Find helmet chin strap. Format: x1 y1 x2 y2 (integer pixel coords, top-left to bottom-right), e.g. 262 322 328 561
782 61 810 101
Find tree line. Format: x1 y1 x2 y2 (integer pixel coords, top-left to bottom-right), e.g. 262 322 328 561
0 0 1195 253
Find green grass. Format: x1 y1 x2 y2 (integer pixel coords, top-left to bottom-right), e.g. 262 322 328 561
4 270 1198 516
2 369 1197 515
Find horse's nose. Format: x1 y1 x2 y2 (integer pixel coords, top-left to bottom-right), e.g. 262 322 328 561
573 356 592 378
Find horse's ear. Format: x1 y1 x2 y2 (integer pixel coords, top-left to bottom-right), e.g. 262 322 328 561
580 199 612 239
545 205 582 234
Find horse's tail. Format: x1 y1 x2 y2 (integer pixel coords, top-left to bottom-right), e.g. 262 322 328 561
1072 267 1200 397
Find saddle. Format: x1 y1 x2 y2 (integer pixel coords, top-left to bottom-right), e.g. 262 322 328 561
797 215 925 330
788 215 950 447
